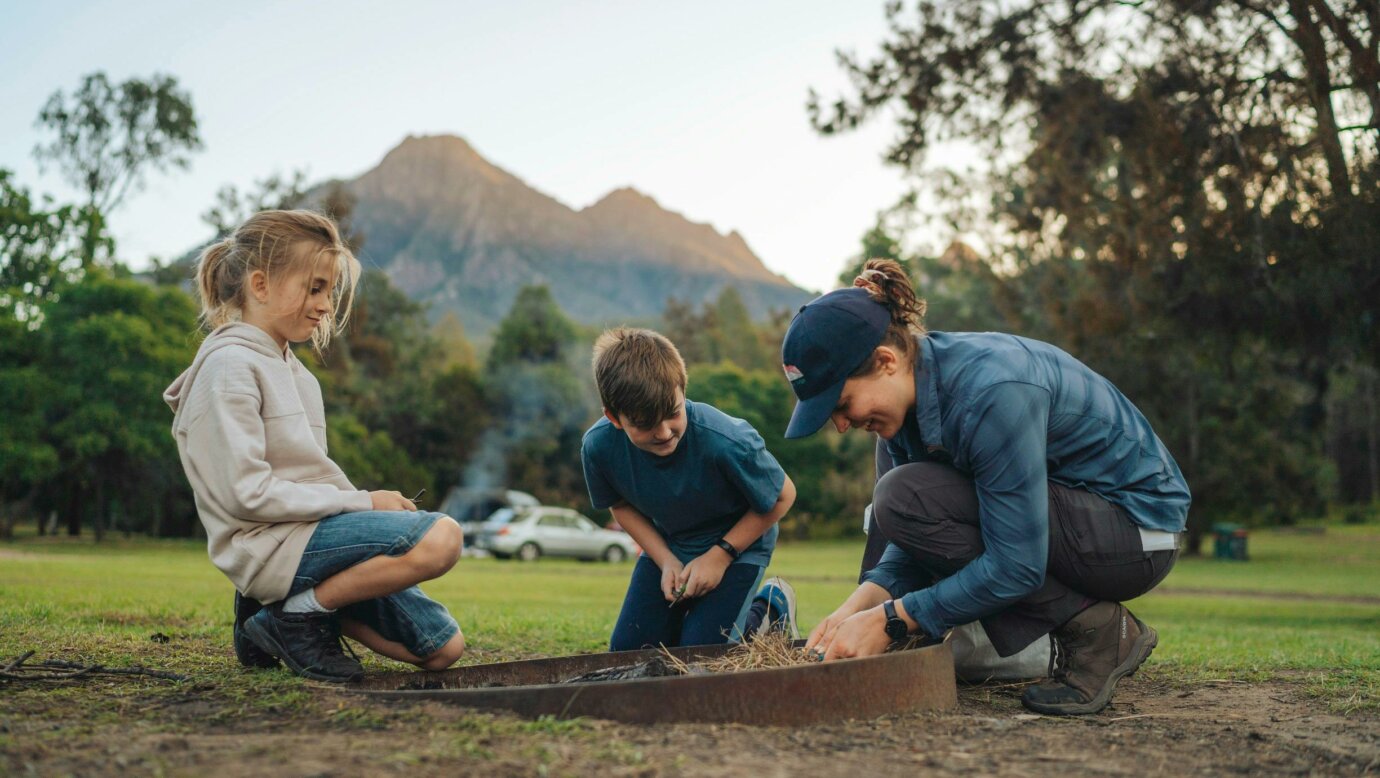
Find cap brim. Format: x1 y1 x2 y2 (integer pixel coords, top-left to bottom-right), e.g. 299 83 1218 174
784 374 847 439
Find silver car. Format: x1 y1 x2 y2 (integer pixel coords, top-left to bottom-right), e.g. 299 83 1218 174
474 507 638 563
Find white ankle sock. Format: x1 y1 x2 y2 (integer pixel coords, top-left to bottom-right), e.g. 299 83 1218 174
282 587 335 614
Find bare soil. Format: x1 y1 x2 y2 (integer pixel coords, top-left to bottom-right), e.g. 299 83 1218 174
3 674 1376 776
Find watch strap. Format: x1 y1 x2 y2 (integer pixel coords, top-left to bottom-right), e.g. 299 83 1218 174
714 538 740 561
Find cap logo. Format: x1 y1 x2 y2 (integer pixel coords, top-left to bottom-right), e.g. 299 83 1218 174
783 364 804 384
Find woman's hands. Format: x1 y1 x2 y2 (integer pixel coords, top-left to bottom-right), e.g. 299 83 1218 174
812 606 895 660
804 582 892 659
370 490 418 512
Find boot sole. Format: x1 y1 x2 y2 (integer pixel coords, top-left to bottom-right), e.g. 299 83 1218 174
241 615 362 684
1023 619 1158 716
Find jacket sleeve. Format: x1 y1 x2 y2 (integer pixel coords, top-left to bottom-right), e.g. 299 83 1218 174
184 389 372 523
898 381 1052 638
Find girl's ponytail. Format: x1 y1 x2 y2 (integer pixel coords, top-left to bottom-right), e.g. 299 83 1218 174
850 258 927 372
196 237 242 331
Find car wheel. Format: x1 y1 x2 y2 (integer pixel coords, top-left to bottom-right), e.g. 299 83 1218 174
517 542 541 562
602 545 627 563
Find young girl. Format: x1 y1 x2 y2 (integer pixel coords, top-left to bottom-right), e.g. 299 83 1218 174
164 209 466 682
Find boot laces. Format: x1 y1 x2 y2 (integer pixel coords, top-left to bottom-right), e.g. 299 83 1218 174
308 616 354 663
1047 632 1080 683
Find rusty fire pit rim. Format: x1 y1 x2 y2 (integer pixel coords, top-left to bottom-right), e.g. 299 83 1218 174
338 640 954 698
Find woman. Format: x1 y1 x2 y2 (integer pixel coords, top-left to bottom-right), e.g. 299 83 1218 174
787 260 1189 715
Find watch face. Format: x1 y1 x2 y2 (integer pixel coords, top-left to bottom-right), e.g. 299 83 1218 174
885 618 909 641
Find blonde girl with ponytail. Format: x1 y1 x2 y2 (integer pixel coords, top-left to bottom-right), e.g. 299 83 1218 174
784 258 1190 716
165 210 466 682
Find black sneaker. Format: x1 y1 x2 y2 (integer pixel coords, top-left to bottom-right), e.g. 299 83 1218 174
234 592 281 669
242 604 364 683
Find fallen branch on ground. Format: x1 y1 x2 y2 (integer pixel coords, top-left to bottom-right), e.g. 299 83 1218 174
0 651 189 683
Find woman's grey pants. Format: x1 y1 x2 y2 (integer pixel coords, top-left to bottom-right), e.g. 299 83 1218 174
861 439 1177 657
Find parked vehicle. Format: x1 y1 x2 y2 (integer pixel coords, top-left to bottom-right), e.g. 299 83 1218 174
474 507 638 562
438 487 540 547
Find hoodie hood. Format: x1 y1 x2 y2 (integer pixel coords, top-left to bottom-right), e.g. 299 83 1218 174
164 322 286 418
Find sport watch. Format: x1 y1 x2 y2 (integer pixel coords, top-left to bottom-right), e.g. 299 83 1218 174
882 600 910 641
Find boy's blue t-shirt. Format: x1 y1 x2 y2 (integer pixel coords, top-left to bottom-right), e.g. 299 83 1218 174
581 399 785 568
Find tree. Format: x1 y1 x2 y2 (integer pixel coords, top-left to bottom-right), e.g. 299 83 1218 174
33 72 202 265
0 309 58 538
486 285 580 370
201 169 308 238
0 170 109 324
662 287 775 372
811 0 1379 542
34 72 202 215
39 272 200 539
811 1 1379 364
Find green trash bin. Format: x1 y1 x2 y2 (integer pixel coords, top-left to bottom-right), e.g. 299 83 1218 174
1211 522 1249 561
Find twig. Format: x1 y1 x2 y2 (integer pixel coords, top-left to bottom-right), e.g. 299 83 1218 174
1 651 34 673
1106 712 1244 723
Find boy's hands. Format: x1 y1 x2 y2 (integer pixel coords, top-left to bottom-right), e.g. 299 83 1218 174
660 557 686 602
675 550 731 600
369 490 418 512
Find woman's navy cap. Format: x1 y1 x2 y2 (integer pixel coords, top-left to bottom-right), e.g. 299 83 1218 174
781 287 891 438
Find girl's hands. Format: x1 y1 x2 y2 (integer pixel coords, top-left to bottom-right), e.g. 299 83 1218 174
370 490 418 512
660 557 686 602
676 551 730 600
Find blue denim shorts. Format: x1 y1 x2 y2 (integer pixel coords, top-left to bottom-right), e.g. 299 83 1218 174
291 510 460 659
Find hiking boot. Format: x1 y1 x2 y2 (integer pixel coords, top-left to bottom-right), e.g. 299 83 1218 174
242 604 364 683
1021 601 1157 715
753 576 800 640
234 592 281 669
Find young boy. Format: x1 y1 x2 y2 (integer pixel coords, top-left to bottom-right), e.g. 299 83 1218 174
581 328 798 650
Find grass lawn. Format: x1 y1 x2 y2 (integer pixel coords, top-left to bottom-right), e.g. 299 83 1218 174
1 523 1376 716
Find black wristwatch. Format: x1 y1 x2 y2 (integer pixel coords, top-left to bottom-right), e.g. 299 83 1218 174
882 600 910 641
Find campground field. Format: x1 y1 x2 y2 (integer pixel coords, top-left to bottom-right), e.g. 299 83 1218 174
1 524 1377 775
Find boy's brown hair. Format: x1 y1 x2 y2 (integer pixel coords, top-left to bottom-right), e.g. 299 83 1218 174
592 328 687 429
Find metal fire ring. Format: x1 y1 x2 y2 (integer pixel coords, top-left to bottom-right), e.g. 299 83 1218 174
344 641 957 726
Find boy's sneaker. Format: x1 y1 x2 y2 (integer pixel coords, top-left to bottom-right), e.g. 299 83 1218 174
233 592 281 669
754 577 800 639
242 604 364 683
1021 601 1157 716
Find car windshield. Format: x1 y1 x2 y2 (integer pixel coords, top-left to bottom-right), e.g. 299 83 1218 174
485 507 516 525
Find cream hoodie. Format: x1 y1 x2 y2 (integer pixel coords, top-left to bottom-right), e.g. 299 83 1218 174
164 322 372 602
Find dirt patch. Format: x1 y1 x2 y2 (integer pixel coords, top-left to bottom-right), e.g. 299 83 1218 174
3 676 1376 776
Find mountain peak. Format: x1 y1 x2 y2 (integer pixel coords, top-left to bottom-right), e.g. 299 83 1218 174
393 133 482 158
583 186 665 216
333 134 811 333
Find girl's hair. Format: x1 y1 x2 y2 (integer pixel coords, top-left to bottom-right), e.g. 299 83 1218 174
851 258 928 375
195 209 361 351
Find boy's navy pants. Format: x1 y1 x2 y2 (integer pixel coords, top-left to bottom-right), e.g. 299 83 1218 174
610 555 764 650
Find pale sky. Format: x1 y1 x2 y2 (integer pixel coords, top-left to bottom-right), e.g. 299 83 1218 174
0 0 937 294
